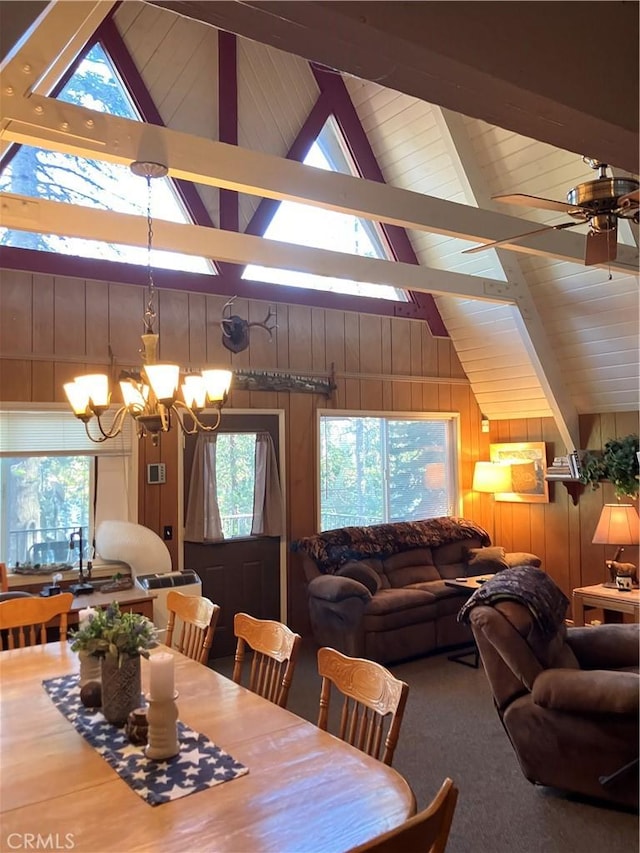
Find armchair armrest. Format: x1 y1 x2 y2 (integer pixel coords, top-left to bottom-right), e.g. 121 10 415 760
307 575 371 657
307 574 372 604
532 668 639 715
567 624 640 670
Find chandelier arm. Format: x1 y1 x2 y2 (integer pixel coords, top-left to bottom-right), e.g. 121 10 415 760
93 406 129 439
83 421 112 444
173 401 222 433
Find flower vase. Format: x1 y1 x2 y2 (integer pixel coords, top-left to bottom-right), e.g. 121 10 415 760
101 655 142 726
78 650 102 687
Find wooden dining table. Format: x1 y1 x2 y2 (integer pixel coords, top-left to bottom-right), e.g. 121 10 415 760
0 643 415 853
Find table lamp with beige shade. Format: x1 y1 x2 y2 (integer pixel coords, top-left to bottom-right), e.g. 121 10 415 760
472 461 512 540
592 503 640 589
473 461 512 495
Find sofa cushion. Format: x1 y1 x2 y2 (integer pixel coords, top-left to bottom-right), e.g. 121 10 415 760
408 579 464 600
407 580 467 616
364 589 438 632
465 545 510 574
505 552 542 569
366 587 436 615
433 537 486 570
383 548 440 587
337 561 382 595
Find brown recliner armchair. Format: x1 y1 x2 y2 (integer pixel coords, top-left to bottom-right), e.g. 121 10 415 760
462 568 639 809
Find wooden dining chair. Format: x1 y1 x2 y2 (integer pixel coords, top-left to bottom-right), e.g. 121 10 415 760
0 592 74 650
165 589 221 664
317 646 410 766
0 562 8 593
232 612 301 708
348 777 458 853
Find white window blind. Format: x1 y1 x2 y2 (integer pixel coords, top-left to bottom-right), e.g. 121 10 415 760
0 407 134 456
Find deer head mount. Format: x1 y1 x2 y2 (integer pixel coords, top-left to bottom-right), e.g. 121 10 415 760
220 297 277 353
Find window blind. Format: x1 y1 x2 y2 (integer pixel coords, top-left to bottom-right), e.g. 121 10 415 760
0 407 134 456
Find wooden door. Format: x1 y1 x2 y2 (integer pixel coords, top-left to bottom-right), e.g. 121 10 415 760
183 413 282 658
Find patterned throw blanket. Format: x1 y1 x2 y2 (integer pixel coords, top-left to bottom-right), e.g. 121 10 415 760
291 517 490 573
458 566 569 638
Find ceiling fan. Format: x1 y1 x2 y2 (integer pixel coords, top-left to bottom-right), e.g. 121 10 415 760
464 158 639 265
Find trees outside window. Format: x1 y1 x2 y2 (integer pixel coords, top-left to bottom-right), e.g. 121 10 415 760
0 42 211 273
319 414 457 530
1 456 90 566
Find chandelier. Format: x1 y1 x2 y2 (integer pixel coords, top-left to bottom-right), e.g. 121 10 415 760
64 161 233 445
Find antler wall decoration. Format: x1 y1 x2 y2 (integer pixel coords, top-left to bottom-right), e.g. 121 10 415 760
220 297 277 353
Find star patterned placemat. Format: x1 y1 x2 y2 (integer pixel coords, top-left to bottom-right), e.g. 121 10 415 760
43 673 249 806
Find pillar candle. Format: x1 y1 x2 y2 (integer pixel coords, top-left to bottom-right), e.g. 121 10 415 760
79 607 95 627
149 652 175 700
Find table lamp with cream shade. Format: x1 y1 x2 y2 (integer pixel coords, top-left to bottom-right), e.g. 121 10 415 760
473 461 512 494
592 503 639 588
472 461 512 541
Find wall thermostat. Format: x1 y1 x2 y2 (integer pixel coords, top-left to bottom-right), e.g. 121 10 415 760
147 462 166 484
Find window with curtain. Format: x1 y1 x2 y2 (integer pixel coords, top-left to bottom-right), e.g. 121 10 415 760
184 431 283 542
0 407 136 566
318 412 459 531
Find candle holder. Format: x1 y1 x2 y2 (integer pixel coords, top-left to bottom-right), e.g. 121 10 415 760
145 691 180 760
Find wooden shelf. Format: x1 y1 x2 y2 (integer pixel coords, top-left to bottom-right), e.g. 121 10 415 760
545 478 584 505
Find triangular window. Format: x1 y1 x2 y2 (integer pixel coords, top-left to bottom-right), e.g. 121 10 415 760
243 117 407 301
0 42 213 274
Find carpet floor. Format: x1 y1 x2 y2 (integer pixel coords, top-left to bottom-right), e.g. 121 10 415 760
210 639 638 853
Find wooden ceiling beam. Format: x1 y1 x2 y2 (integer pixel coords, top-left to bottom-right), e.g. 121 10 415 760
0 192 517 304
0 0 115 158
2 93 638 274
435 106 580 452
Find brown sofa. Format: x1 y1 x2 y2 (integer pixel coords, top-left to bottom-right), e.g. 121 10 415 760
462 567 639 809
292 517 541 664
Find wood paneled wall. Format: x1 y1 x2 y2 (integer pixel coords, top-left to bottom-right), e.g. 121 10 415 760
1 267 637 629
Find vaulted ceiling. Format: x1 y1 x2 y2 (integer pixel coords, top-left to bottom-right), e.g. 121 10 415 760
1 0 638 452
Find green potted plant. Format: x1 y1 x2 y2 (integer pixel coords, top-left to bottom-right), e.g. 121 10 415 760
579 434 639 498
70 601 158 724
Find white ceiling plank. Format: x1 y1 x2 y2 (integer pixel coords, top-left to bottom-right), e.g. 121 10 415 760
434 106 580 451
2 92 638 276
0 193 515 302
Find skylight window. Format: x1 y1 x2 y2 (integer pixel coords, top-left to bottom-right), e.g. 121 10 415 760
243 117 407 301
0 43 213 274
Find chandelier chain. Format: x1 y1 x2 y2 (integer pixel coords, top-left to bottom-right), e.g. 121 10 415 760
143 173 157 334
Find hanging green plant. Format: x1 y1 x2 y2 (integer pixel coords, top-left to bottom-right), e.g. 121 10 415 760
578 434 639 498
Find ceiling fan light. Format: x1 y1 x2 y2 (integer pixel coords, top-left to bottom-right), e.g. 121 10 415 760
202 369 233 403
144 364 180 403
182 374 207 409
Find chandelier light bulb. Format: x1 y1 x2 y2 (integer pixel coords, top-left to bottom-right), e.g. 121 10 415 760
144 364 180 404
75 373 110 410
182 375 207 409
63 380 91 417
202 369 233 403
120 378 148 412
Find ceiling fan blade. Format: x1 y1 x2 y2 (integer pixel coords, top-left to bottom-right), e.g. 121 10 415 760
492 193 582 214
585 224 618 265
462 221 581 255
616 188 640 212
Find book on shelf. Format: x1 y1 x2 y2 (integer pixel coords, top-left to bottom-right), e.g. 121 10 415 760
569 450 583 479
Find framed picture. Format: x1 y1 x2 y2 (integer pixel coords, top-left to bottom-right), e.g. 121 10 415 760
489 442 549 503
